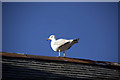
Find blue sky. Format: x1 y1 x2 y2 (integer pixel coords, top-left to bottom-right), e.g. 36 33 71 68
2 2 118 62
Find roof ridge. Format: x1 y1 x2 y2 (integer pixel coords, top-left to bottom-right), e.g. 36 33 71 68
1 52 120 68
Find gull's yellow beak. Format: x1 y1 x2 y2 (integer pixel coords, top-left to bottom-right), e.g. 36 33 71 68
46 38 50 41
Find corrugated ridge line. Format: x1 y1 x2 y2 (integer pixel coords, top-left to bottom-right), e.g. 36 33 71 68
1 52 120 68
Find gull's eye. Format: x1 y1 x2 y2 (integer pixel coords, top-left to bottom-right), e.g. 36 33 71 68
51 36 53 38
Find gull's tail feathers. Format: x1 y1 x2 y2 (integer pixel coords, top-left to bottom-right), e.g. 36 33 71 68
73 38 80 43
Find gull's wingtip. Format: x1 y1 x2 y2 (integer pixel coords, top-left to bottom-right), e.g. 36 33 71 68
73 38 80 43
77 38 80 40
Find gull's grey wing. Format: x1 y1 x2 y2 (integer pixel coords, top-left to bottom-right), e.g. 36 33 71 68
54 39 73 46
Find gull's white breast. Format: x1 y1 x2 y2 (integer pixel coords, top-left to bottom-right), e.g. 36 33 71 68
51 41 59 52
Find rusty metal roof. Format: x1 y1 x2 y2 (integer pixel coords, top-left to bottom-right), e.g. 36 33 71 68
1 52 120 68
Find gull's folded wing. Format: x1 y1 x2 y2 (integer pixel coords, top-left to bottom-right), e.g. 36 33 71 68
54 39 72 46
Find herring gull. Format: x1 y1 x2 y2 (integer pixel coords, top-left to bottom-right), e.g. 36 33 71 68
47 35 79 57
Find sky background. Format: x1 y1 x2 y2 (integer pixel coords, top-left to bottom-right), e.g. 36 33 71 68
2 2 118 62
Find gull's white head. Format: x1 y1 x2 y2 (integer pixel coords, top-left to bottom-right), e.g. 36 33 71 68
47 35 56 41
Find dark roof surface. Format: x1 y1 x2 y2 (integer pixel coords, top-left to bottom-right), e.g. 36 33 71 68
1 52 120 80
1 52 120 68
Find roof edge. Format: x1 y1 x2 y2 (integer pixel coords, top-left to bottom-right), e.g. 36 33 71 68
1 52 120 68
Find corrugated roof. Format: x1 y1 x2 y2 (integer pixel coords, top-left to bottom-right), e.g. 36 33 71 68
1 52 120 68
